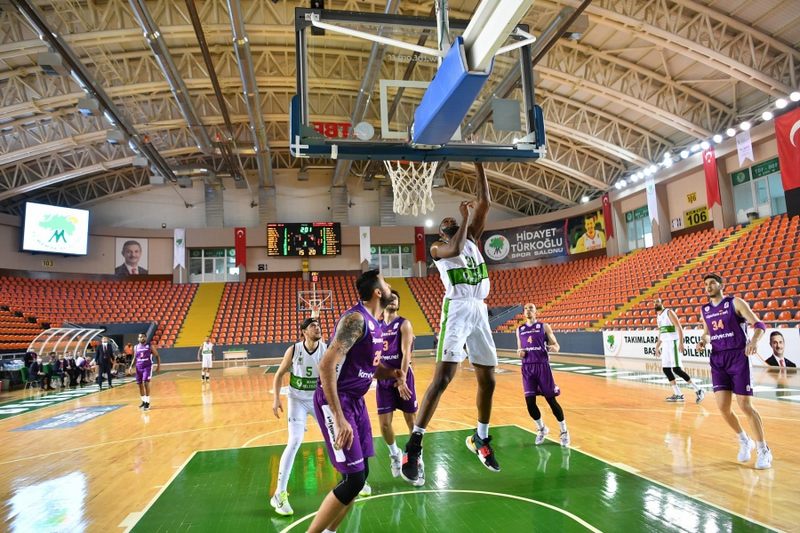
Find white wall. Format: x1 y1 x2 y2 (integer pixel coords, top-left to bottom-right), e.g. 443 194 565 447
88 169 518 229
665 171 709 223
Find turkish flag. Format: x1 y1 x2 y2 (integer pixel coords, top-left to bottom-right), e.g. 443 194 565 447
601 193 614 239
775 106 800 191
702 147 721 209
414 226 426 262
234 227 246 267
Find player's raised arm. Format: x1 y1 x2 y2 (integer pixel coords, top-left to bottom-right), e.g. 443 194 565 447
430 202 473 259
468 162 491 240
733 297 766 356
320 311 364 450
272 345 295 418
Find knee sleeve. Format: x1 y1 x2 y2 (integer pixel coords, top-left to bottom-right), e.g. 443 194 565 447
662 367 675 381
525 395 541 420
673 367 691 382
332 469 366 505
545 396 565 422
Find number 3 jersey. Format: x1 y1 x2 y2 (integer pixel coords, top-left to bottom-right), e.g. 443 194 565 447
701 295 747 352
289 340 327 400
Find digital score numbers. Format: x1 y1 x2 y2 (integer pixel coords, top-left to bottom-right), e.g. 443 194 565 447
267 223 342 256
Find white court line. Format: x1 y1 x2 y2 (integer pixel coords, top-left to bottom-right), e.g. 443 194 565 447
121 451 197 533
512 424 779 532
553 366 594 371
240 428 287 448
616 374 666 380
779 395 800 402
0 408 27 414
278 489 602 533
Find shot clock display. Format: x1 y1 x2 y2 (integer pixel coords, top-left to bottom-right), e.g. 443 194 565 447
267 222 341 256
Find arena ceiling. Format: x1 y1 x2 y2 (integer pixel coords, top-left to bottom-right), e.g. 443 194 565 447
0 0 797 218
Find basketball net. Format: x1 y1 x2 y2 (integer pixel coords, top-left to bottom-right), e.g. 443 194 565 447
310 303 320 319
384 160 438 216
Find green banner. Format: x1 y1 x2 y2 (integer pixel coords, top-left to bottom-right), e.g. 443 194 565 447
730 168 751 186
751 157 779 179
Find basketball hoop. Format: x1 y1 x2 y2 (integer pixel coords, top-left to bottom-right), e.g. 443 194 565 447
384 160 438 216
310 303 320 319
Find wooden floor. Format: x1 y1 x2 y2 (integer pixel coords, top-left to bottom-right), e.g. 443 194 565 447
1 353 798 532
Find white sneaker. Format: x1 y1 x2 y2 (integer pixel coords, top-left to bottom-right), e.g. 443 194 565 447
560 430 570 447
755 447 773 470
665 394 685 402
535 426 549 445
737 438 755 463
270 491 293 516
389 452 402 478
359 481 372 497
415 457 425 487
695 389 705 404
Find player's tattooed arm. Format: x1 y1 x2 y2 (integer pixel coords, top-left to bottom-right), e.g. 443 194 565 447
319 312 364 437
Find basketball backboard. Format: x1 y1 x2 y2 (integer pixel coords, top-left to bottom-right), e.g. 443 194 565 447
290 7 546 163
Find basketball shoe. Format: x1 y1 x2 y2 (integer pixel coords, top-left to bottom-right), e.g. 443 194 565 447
695 389 705 403
665 394 684 402
559 430 570 447
755 447 773 470
270 491 293 516
466 431 500 472
389 452 402 478
535 426 549 445
737 437 755 462
358 482 372 497
401 432 423 485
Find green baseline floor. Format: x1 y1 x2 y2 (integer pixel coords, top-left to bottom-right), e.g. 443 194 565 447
130 425 773 533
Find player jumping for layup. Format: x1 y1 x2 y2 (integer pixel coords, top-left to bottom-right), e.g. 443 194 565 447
697 274 772 469
517 304 570 447
377 290 419 480
308 270 406 533
402 163 500 485
654 298 704 403
270 317 327 516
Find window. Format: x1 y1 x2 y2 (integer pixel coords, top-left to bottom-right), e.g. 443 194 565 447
731 159 786 223
625 206 652 251
189 248 239 282
368 245 415 277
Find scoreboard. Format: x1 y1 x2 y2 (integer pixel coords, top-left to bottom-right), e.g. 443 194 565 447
267 222 341 256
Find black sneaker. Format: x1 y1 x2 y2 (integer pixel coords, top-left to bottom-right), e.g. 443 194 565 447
138 401 146 409
144 402 150 411
401 433 423 485
466 432 500 472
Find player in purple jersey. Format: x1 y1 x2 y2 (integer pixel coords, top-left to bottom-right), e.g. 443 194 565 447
127 333 161 411
516 304 570 447
308 270 407 533
376 290 418 480
696 274 772 469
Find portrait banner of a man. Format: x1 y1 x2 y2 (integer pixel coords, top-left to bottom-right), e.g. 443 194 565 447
567 210 607 254
115 238 149 275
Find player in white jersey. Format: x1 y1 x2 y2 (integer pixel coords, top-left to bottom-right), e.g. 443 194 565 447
270 317 327 516
654 298 704 403
402 163 500 486
197 337 214 381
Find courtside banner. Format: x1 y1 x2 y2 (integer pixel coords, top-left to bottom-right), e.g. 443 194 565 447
602 328 799 367
480 221 567 264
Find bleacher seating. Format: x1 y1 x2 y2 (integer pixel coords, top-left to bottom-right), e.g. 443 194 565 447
211 275 359 345
611 214 799 330
526 227 734 331
0 278 197 347
0 308 45 351
408 255 614 332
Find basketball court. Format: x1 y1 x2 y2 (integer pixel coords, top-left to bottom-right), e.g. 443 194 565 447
1 355 798 532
